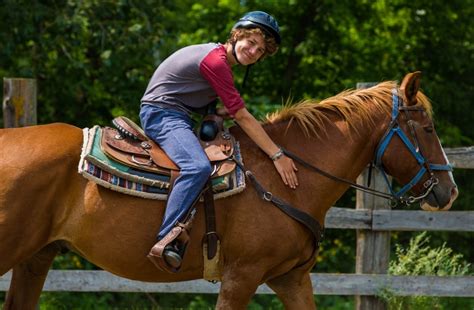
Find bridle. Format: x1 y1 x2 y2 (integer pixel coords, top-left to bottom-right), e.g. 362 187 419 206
372 89 452 205
282 88 453 207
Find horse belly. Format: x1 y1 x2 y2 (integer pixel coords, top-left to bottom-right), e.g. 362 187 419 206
64 182 206 282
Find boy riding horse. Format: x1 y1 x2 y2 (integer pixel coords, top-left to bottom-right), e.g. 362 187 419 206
140 11 299 271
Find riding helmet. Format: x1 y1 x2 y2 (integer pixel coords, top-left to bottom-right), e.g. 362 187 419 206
232 11 281 44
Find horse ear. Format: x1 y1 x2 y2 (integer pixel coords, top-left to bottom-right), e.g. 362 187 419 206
400 71 421 106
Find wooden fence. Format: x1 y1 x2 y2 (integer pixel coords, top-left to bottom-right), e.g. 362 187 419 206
1 78 473 309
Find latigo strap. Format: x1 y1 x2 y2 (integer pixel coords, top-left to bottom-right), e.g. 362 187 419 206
203 179 219 260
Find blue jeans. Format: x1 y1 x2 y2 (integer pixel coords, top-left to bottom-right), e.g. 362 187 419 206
140 104 212 240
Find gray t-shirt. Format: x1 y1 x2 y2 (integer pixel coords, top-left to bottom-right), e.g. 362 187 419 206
141 43 245 116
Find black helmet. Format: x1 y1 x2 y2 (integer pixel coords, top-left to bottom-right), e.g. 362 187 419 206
232 11 281 44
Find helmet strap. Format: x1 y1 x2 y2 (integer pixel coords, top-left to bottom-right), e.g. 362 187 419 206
230 38 255 90
242 64 253 89
231 42 243 66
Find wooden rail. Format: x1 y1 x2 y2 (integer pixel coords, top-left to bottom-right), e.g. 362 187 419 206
1 271 473 297
325 208 474 231
445 146 474 169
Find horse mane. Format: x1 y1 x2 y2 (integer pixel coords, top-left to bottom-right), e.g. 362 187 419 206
265 81 433 137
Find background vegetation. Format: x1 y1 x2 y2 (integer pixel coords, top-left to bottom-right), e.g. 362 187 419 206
381 232 472 310
1 0 472 308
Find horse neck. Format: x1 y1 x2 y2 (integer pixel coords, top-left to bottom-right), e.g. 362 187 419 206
266 107 391 222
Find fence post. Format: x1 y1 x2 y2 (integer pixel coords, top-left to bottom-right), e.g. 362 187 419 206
355 82 390 310
2 77 37 128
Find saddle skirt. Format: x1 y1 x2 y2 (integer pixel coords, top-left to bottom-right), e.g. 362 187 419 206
78 117 246 200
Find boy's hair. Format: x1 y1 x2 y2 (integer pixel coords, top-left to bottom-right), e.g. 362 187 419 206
227 28 279 58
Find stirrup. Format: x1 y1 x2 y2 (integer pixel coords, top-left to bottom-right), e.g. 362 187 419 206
147 226 184 273
147 206 197 272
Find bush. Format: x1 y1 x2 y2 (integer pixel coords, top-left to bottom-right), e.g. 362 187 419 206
380 232 473 310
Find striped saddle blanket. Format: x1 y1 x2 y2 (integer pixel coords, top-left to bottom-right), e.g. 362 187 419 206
78 125 245 200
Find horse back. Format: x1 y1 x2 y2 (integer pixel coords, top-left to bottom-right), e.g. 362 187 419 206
0 123 84 211
0 123 83 165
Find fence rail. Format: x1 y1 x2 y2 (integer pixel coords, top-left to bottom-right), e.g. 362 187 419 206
325 208 474 231
445 146 474 169
0 271 472 297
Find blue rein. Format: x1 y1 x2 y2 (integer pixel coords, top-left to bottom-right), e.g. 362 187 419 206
374 89 452 204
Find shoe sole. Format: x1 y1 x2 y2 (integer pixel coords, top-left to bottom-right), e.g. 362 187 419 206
163 250 182 269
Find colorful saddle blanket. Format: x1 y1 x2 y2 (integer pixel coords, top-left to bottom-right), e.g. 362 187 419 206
78 125 245 200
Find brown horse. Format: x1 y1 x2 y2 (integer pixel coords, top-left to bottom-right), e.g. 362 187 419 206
0 72 457 309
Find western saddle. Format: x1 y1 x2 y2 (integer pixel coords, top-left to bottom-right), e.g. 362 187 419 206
100 115 232 274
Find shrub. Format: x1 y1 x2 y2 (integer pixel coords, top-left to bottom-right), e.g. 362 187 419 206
380 232 472 310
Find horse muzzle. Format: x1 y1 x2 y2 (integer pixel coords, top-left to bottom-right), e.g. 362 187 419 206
421 183 458 211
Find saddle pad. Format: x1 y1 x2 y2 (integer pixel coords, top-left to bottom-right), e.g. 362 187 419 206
78 126 245 200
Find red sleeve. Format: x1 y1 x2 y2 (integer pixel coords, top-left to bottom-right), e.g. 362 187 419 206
199 46 245 116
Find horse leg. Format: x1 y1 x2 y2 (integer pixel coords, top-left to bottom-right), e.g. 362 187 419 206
216 268 262 310
4 242 60 310
266 269 316 310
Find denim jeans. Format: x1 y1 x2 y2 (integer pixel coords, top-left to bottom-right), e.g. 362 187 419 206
140 104 212 240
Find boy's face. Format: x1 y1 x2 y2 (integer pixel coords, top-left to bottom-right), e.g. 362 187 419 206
234 32 266 65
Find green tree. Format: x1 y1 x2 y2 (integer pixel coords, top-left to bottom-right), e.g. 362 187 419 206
0 0 472 308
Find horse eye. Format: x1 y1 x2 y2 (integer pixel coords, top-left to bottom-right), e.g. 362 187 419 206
423 125 434 133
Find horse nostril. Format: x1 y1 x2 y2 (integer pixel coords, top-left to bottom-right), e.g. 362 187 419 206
451 186 459 199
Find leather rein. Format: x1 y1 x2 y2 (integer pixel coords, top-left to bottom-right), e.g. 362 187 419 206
230 88 452 249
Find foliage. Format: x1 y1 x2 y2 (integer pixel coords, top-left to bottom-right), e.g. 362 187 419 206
390 232 470 276
0 0 472 308
33 292 356 309
380 232 473 310
1 0 472 143
37 292 219 309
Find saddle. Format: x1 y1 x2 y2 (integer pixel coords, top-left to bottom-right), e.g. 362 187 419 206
101 115 228 277
101 116 236 178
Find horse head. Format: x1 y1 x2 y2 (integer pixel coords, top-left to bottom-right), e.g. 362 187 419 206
375 71 458 211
